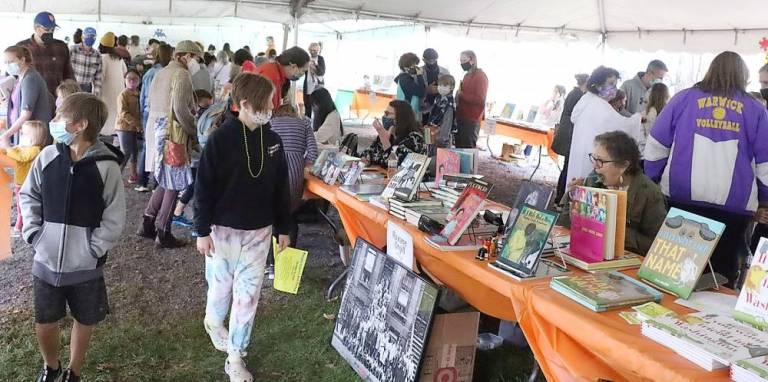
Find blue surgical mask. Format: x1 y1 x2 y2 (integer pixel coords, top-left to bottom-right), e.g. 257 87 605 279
84 37 96 47
6 62 20 76
49 120 77 145
382 116 395 129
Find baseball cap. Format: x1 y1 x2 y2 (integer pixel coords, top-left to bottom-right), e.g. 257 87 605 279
83 27 97 37
34 11 58 30
423 48 439 60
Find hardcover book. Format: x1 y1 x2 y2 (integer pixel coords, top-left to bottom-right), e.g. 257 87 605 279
568 186 626 261
734 237 768 330
381 153 430 200
638 208 725 299
550 271 662 312
494 204 558 277
310 148 337 177
505 181 554 228
435 148 461 185
733 356 768 382
440 179 493 245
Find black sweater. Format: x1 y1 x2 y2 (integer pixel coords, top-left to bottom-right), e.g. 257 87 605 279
194 111 292 237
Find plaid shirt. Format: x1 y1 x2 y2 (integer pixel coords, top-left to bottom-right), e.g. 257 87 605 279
70 44 103 96
17 35 74 96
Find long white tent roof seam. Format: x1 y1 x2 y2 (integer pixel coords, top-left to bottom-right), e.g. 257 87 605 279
4 0 768 53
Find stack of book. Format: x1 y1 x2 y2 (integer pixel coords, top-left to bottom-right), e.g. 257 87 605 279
558 250 643 272
428 184 463 206
550 271 662 312
340 184 386 202
642 312 768 371
732 356 768 382
389 198 443 220
403 205 451 226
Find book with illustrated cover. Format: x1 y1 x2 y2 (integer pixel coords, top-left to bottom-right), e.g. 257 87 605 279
642 312 768 371
505 181 553 229
568 186 626 262
435 149 461 185
338 159 364 186
733 356 768 382
320 153 360 185
440 179 493 245
381 153 430 200
494 204 558 277
451 149 478 175
559 248 642 272
638 208 725 299
550 271 662 312
310 148 337 177
734 237 768 330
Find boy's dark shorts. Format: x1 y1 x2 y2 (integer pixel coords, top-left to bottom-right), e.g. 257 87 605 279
33 276 109 325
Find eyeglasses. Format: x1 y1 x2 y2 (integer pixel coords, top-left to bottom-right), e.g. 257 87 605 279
588 153 617 168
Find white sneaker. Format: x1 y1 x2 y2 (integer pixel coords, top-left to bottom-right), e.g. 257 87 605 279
266 265 275 280
204 321 229 352
225 355 253 382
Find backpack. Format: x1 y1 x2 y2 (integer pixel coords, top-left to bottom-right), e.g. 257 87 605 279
339 133 358 157
196 100 228 147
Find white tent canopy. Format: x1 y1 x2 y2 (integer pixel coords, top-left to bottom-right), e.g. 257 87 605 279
3 0 768 53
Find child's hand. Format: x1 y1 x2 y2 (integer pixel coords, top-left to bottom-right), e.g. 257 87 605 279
756 208 768 224
277 235 290 251
196 236 215 257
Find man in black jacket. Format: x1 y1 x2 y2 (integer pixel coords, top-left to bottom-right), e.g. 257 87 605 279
303 42 326 118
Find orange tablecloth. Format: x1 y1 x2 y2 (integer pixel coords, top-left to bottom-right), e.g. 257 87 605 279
350 90 395 118
0 153 14 260
491 119 559 165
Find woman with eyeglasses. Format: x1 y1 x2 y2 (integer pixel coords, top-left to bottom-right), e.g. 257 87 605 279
568 131 666 255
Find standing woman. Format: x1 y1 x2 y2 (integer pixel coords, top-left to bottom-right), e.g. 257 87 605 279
251 46 310 109
361 99 427 167
551 73 589 204
311 87 343 146
138 41 200 248
645 51 768 287
98 32 127 138
641 83 670 138
1 46 54 144
195 73 291 381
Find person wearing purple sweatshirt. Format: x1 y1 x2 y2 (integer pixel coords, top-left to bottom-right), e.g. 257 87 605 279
645 51 768 287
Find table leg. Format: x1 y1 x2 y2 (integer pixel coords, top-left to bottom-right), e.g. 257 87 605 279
326 268 349 301
317 204 339 236
527 145 542 181
486 134 496 158
527 359 541 382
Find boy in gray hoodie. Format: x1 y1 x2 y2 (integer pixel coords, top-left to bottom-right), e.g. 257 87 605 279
21 92 126 382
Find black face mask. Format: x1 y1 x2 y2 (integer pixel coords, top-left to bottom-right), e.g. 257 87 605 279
41 32 54 43
461 62 472 71
761 88 768 103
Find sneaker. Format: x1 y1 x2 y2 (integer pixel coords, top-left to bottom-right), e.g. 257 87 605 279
134 185 150 192
225 355 253 382
191 230 200 238
35 361 61 382
128 174 138 184
266 265 275 280
204 321 229 352
172 214 194 228
62 369 81 382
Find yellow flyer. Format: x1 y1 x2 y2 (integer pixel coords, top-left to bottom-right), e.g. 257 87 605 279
273 239 309 294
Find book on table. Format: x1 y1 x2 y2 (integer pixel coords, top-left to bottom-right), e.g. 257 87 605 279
558 248 643 272
435 148 461 185
380 153 430 200
338 159 364 186
310 148 337 177
637 208 725 299
549 271 662 312
567 186 627 263
732 356 768 382
451 149 478 175
491 204 558 278
504 181 554 230
340 184 386 201
734 237 768 330
641 312 768 371
320 153 361 185
439 179 493 246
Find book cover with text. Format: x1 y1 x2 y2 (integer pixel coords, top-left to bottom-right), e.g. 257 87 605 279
734 237 768 330
435 148 460 185
495 204 558 277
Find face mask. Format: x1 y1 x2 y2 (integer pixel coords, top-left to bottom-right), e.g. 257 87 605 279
187 58 200 75
438 85 452 96
382 116 395 129
49 120 77 146
6 62 20 76
248 109 272 125
599 84 618 101
41 32 54 44
651 78 663 85
761 88 768 102
84 37 96 47
461 62 472 71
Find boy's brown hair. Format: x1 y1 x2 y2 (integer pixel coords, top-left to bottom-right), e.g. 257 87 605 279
57 93 108 142
21 120 47 146
273 104 298 118
231 73 274 112
56 79 81 98
194 89 213 103
438 74 456 88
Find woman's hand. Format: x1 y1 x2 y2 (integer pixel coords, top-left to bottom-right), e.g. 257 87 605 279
277 235 290 251
196 236 215 257
567 177 585 193
373 118 384 132
756 208 768 224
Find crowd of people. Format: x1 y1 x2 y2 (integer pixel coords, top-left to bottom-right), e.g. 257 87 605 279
4 8 768 382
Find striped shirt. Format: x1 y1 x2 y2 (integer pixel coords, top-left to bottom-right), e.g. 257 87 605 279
270 116 319 211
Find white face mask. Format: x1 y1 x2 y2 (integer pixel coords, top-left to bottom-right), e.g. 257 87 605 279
438 85 452 96
248 109 272 125
187 58 200 75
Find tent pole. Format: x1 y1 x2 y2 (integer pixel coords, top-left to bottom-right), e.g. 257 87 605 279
282 24 290 51
293 12 299 46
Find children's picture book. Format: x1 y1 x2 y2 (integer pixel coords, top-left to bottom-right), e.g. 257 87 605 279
452 149 478 175
505 181 553 229
393 154 431 201
568 186 626 262
440 179 493 245
550 271 662 312
638 208 725 299
733 356 768 382
494 204 558 277
642 312 768 371
435 148 461 185
734 237 768 330
500 103 516 119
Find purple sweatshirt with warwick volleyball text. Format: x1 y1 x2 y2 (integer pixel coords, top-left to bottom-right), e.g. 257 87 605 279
644 87 768 215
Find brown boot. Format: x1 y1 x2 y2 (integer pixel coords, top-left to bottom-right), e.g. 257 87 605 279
137 215 157 239
155 230 185 249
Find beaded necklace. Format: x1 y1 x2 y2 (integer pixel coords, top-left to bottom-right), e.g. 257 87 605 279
242 122 264 178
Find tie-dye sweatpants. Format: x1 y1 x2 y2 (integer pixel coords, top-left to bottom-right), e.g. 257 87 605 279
204 225 272 356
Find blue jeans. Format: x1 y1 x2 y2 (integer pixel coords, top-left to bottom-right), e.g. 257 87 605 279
137 136 150 187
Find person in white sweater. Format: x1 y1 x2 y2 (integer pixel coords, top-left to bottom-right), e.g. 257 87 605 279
311 87 343 146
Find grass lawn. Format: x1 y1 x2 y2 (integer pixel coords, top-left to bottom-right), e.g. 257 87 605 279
0 265 541 381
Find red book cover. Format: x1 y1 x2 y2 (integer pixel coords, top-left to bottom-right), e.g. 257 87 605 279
435 148 460 185
440 180 493 245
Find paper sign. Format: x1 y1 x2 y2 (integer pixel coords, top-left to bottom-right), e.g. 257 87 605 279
386 221 414 270
484 119 497 135
273 239 309 294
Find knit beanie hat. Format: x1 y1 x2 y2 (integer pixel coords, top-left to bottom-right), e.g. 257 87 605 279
100 32 116 48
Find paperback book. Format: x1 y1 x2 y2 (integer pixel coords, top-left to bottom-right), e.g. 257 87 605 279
559 248 643 272
637 208 725 299
493 204 558 277
505 181 554 228
381 153 430 200
733 356 768 382
734 237 768 330
310 148 337 177
440 179 493 245
338 159 364 186
568 186 626 262
435 148 461 185
321 153 361 185
550 271 662 312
